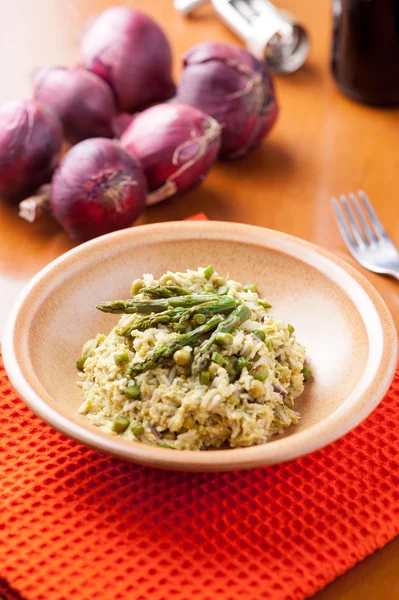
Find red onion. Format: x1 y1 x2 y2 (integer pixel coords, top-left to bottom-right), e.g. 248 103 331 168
111 112 134 139
50 138 147 241
0 99 62 202
120 103 221 205
177 42 278 158
79 6 176 112
33 67 116 144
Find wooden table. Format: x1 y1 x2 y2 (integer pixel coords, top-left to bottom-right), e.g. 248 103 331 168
0 1 398 598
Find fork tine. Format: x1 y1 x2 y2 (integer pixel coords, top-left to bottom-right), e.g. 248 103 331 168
349 192 377 243
340 194 367 247
332 197 358 254
358 190 388 240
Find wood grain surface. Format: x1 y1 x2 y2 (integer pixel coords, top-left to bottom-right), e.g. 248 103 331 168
0 1 398 598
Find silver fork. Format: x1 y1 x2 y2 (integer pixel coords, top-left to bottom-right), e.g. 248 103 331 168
332 190 399 280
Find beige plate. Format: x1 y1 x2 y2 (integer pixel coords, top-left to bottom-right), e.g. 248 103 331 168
2 221 398 471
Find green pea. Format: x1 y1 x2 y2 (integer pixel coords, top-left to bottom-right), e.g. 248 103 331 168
184 416 195 430
114 351 129 365
257 299 272 309
302 365 313 382
202 284 214 293
280 366 291 382
223 357 234 373
112 415 130 434
211 351 226 367
212 276 226 287
265 337 273 352
244 284 258 292
250 365 269 381
125 384 141 399
208 362 219 379
131 423 144 437
203 265 215 280
254 330 266 341
288 324 295 336
217 285 228 295
173 322 188 333
229 356 238 368
200 370 211 385
235 356 250 373
193 313 206 325
76 355 88 371
215 332 233 346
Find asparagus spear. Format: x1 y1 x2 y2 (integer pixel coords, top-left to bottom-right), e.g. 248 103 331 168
179 296 237 322
118 297 238 336
97 293 220 315
192 304 252 375
118 306 187 335
140 285 193 298
129 314 224 376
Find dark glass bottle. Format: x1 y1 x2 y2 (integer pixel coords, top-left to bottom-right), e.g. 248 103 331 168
331 0 399 106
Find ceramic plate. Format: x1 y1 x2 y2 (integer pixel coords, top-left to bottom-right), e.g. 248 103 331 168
3 221 397 471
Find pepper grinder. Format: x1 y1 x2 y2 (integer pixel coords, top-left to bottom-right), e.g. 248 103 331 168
174 0 310 74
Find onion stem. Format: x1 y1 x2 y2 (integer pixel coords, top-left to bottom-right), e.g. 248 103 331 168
18 184 51 223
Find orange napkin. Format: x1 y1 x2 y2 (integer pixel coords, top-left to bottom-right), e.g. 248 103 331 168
185 212 208 221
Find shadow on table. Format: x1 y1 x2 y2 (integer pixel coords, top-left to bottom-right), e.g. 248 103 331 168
138 185 233 224
218 139 296 179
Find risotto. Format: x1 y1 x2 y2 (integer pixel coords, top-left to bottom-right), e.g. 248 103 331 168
77 266 312 450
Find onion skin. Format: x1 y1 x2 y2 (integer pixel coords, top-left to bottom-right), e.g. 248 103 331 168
79 6 176 112
51 138 147 241
33 67 116 144
0 99 62 202
111 112 134 139
120 103 221 205
177 42 278 158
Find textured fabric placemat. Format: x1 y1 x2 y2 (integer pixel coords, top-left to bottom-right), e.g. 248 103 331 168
1 366 399 600
1 214 399 600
